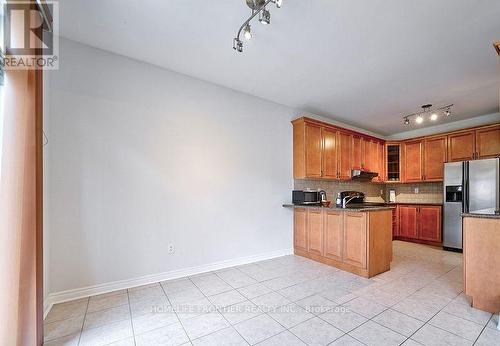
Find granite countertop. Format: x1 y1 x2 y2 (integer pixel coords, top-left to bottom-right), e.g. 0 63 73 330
385 202 443 206
282 204 394 212
462 208 500 219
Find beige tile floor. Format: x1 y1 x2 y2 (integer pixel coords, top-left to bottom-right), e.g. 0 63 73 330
43 241 499 346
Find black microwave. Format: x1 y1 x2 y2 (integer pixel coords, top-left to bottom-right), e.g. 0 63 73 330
292 190 321 205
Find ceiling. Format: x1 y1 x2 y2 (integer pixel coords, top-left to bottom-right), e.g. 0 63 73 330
59 0 500 135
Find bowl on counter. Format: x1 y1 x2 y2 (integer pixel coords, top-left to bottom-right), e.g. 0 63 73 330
321 201 331 207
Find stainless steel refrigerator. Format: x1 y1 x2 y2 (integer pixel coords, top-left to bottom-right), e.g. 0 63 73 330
443 158 500 251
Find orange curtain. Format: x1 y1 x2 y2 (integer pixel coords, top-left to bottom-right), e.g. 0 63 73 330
0 47 44 346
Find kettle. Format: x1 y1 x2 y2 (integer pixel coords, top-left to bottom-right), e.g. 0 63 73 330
319 190 327 202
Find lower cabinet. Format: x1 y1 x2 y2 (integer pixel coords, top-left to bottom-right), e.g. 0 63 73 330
293 208 307 251
323 210 343 261
293 208 392 278
307 208 323 256
418 206 442 242
343 213 367 269
397 205 442 244
398 205 418 239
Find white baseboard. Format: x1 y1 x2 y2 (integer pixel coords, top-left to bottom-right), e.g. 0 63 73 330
44 248 293 319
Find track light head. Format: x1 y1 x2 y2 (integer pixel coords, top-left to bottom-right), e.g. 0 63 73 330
259 8 271 24
233 38 243 52
430 113 438 121
404 118 410 125
243 24 252 40
445 109 451 116
415 115 424 124
275 0 283 8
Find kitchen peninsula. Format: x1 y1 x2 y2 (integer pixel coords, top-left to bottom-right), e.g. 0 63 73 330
283 204 393 278
462 210 500 313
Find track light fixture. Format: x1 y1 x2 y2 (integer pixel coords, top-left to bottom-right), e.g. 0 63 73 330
403 104 454 126
233 0 284 53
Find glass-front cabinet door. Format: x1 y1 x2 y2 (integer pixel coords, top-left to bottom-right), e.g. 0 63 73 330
386 144 401 182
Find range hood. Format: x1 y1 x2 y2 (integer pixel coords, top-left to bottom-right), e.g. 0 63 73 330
351 169 378 181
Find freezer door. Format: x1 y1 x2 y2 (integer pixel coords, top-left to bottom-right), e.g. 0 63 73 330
444 162 464 186
468 158 499 212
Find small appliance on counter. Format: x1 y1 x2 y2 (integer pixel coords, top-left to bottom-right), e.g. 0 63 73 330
337 191 364 208
336 191 387 209
292 189 326 205
388 189 396 203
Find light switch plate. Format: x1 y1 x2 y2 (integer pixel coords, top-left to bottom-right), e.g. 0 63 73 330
414 187 419 194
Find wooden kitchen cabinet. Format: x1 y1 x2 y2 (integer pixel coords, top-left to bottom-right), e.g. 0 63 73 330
386 144 401 182
294 117 499 182
323 210 343 261
475 125 500 159
403 140 423 182
418 206 442 242
307 209 323 256
423 136 447 181
293 208 307 251
321 127 338 179
304 123 323 178
362 138 372 171
398 205 418 239
447 130 475 162
337 131 352 179
292 117 387 180
343 213 367 269
397 204 442 245
373 141 385 182
352 135 363 170
293 208 392 278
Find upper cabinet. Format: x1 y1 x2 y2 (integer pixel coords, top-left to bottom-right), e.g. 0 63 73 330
448 130 475 162
386 143 401 182
337 131 353 180
475 125 500 159
293 117 499 183
292 118 385 181
423 136 447 181
321 127 338 179
352 135 363 170
403 139 423 182
447 125 500 162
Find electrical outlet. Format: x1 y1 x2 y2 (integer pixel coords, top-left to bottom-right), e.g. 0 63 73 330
414 187 419 194
168 244 175 254
380 189 383 195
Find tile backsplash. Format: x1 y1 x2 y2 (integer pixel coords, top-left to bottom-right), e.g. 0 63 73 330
294 180 443 204
386 182 443 204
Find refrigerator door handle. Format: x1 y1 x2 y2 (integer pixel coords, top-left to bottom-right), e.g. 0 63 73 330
463 162 469 213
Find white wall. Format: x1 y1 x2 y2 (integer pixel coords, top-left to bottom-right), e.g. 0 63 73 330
45 39 296 294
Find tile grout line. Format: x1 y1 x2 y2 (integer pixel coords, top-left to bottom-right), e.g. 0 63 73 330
188 276 252 345
125 289 137 346
159 282 193 345
76 297 90 346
